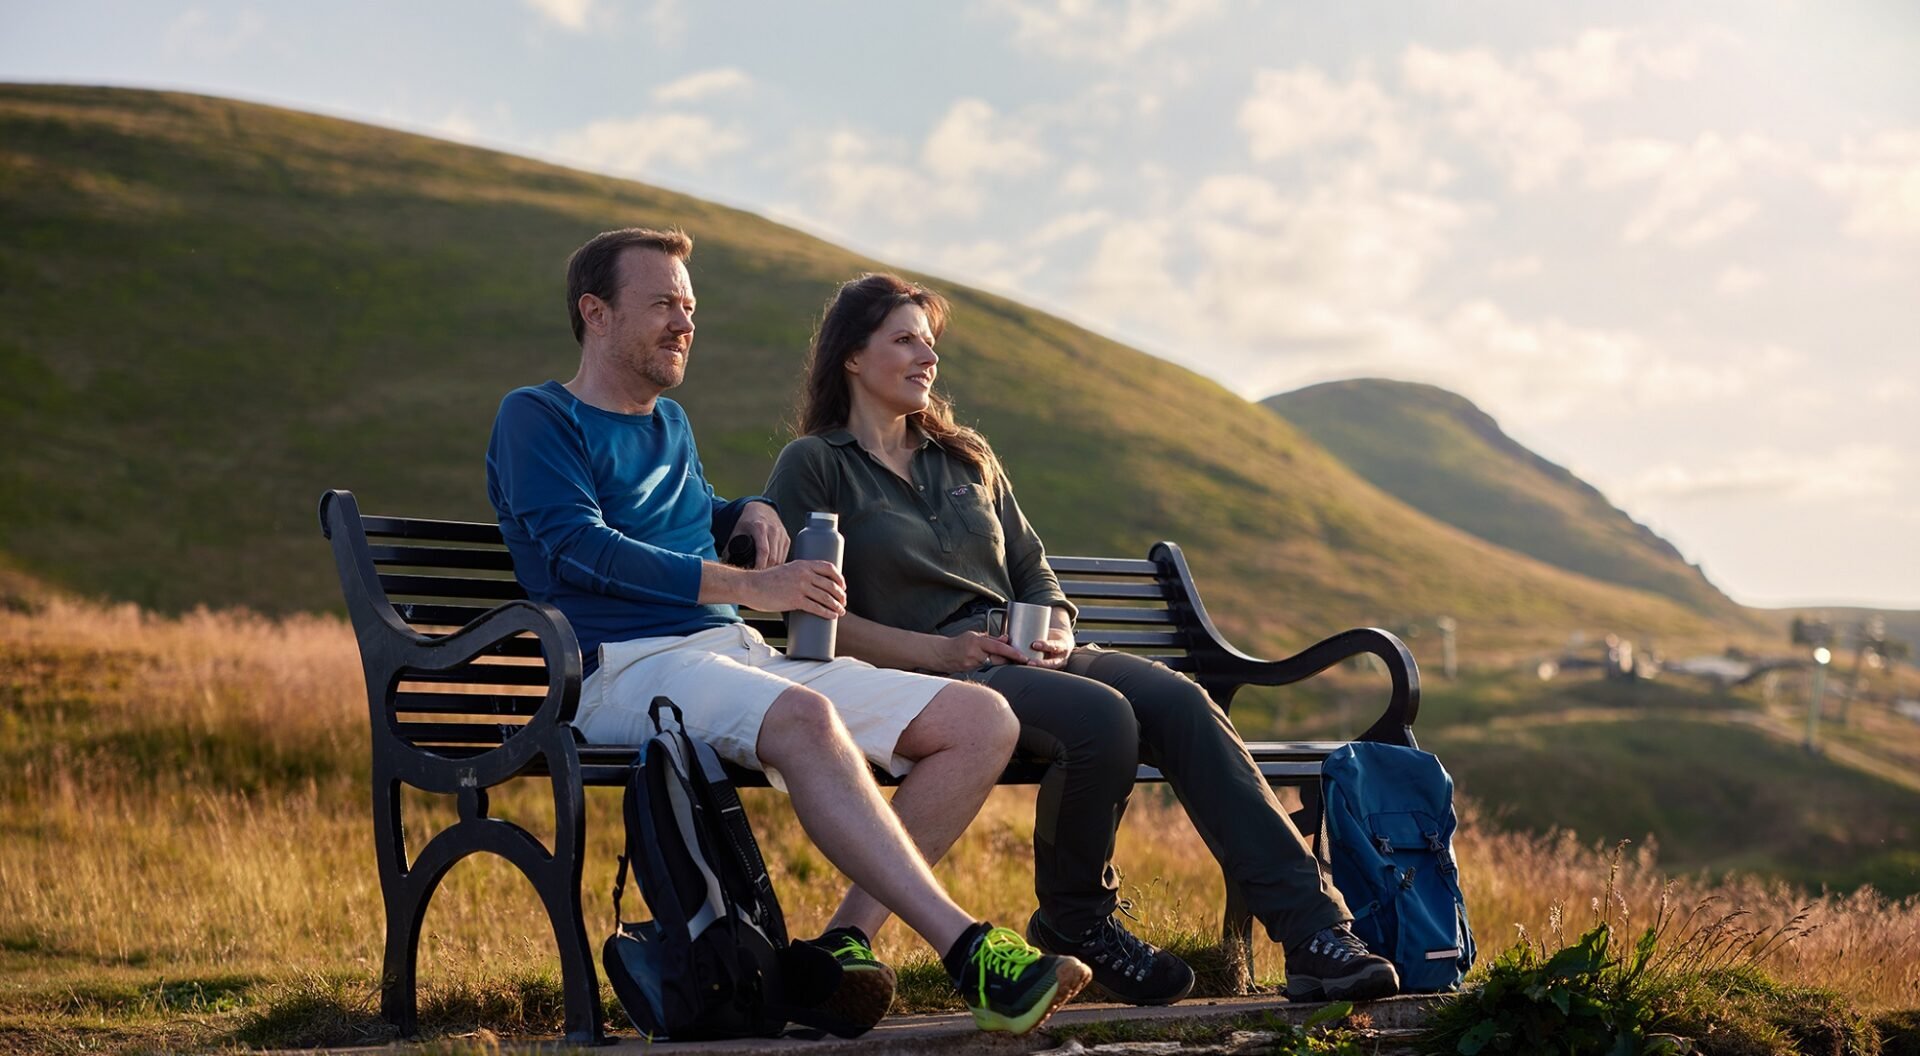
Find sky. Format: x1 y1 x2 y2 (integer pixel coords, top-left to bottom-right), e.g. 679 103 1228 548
3 1 1916 609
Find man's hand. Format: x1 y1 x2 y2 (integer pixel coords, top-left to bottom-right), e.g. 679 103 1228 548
939 630 1029 673
736 560 846 620
1027 617 1075 670
729 501 789 569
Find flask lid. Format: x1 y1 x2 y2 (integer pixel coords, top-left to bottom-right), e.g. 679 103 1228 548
807 511 840 528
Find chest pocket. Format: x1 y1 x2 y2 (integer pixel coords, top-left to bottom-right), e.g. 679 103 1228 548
945 483 1003 543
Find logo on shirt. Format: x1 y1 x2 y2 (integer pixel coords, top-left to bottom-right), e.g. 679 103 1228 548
950 486 971 498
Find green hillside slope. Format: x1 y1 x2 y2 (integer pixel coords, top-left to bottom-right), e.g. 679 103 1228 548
0 85 1735 656
1265 379 1742 618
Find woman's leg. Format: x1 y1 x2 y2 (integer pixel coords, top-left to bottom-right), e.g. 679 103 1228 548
1066 650 1349 948
981 663 1139 939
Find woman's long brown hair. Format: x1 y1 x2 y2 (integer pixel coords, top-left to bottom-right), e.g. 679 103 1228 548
797 273 1005 493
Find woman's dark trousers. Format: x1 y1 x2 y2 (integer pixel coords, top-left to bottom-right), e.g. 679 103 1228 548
980 648 1350 946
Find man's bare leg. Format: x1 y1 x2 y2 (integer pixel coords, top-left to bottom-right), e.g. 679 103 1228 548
755 685 978 954
823 682 1017 939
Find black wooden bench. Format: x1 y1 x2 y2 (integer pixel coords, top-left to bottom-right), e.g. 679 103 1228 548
318 488 1420 1044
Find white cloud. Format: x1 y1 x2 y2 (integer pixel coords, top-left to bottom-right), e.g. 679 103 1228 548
1402 44 1586 190
1529 28 1698 103
1489 255 1542 280
548 113 747 176
1072 172 1469 375
921 99 1049 182
1238 68 1409 165
1613 134 1784 246
1816 131 1920 239
979 0 1225 61
1060 162 1104 195
1617 445 1906 504
1029 209 1113 246
652 68 753 104
522 0 592 31
793 102 1051 229
163 8 267 59
796 130 967 227
1714 266 1765 296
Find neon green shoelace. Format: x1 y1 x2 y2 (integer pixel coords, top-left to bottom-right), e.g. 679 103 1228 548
832 935 876 962
975 926 1042 994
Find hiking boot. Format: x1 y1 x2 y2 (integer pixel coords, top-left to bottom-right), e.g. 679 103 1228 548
1027 909 1195 1006
954 925 1092 1034
793 926 895 1037
1284 923 1400 1002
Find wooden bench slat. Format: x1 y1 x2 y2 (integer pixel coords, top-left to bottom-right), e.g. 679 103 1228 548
397 722 521 745
396 603 498 627
1073 605 1174 624
399 665 554 687
394 692 546 716
362 515 504 544
1056 580 1171 599
1048 556 1160 576
369 544 516 571
1076 629 1185 648
381 573 524 600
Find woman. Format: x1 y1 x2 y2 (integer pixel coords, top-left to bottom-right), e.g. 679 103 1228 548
763 274 1399 1006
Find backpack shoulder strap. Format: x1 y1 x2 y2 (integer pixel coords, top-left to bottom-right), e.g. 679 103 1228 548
687 738 789 947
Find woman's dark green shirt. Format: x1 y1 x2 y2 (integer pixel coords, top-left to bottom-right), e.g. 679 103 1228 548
763 429 1074 635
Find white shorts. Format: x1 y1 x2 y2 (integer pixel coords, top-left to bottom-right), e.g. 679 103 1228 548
575 623 956 792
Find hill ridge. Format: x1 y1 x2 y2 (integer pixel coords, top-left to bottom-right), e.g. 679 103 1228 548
0 84 1738 656
1265 378 1739 620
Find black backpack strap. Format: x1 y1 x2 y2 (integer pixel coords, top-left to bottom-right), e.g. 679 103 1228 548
687 739 789 947
649 695 685 732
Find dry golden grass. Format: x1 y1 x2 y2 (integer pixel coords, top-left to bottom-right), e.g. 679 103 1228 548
2 597 1916 1053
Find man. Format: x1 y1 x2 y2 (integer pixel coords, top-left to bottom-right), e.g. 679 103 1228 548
486 227 1090 1037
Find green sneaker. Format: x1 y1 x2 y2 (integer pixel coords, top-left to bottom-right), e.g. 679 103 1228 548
956 925 1092 1034
793 926 895 1038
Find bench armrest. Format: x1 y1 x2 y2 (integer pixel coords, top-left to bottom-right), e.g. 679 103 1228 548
1148 540 1420 747
321 489 583 792
1207 627 1419 746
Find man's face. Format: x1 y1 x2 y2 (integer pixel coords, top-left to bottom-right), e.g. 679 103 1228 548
600 248 696 392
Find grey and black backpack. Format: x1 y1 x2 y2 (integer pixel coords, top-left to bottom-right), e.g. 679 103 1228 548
602 697 840 1040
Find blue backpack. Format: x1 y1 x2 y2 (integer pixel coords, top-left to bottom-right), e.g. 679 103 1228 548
1320 741 1475 992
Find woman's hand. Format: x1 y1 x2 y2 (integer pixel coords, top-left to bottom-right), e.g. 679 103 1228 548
941 630 1029 673
1026 610 1075 670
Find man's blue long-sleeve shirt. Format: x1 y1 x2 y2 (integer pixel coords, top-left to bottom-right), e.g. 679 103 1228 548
486 381 758 673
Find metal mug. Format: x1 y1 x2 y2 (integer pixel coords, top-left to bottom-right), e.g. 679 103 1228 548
1005 601 1052 664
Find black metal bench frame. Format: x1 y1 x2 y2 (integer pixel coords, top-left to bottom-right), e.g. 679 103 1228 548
318 488 1419 1044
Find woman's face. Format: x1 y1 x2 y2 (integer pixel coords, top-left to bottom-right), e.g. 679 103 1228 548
845 302 938 418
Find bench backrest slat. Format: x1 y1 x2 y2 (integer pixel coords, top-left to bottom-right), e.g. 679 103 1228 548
1054 579 1167 600
367 544 518 571
394 692 547 716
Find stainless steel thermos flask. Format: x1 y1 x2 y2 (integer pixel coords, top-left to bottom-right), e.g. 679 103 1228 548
786 511 844 660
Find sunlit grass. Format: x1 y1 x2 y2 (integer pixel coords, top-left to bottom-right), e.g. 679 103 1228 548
2 596 1917 1053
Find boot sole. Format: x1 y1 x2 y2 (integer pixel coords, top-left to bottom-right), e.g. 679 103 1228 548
971 957 1093 1035
1285 961 1400 1003
789 963 896 1039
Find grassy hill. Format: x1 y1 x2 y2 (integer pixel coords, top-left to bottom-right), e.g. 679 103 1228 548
0 84 1742 658
1264 379 1745 620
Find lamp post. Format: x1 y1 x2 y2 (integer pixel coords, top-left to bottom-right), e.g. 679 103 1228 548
1804 646 1831 751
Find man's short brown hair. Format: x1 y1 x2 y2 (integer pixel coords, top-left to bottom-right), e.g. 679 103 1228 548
565 227 694 343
